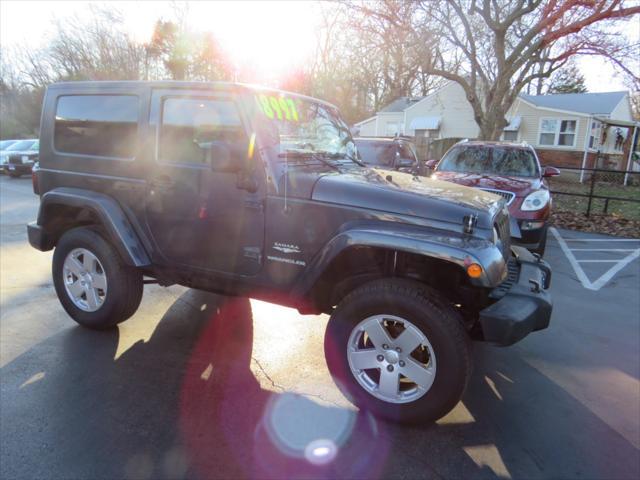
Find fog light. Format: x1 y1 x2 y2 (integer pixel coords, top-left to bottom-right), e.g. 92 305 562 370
521 221 545 231
467 263 483 278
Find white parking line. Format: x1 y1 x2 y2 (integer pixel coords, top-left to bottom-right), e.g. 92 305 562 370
576 260 625 263
550 227 640 291
570 249 637 252
562 238 640 242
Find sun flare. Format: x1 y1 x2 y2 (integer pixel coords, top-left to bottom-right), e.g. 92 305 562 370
189 1 318 83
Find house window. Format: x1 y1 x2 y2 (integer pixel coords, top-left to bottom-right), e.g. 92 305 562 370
502 131 518 142
539 118 577 147
539 119 557 145
416 129 439 139
559 120 576 146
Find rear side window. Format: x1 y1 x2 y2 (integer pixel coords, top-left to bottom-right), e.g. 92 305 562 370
54 95 139 158
159 97 244 165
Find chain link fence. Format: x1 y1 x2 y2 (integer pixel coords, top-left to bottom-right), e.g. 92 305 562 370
547 166 640 219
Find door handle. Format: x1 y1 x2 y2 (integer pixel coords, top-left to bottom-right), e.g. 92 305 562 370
150 175 174 189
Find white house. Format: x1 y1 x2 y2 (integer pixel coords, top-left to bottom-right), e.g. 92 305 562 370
354 84 638 171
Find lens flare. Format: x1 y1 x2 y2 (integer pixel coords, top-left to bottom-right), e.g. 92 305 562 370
304 439 337 466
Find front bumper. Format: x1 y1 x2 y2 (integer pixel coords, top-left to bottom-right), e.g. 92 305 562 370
479 246 552 346
515 221 548 246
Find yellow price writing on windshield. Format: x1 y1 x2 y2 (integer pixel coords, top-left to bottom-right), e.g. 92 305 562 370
257 94 300 122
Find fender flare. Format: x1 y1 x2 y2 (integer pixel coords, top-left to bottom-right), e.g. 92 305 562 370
293 224 505 298
36 188 151 267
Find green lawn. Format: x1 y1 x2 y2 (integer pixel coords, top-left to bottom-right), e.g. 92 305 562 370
548 177 640 220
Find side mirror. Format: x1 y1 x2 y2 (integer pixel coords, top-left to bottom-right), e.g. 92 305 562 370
202 141 242 173
425 159 439 169
543 166 560 178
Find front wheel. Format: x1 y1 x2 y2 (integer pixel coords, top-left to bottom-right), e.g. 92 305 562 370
52 227 143 329
324 279 471 423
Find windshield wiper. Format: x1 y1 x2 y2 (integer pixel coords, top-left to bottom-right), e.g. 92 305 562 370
277 150 341 171
309 150 367 167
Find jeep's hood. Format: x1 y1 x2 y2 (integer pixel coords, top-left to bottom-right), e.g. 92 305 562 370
311 168 502 228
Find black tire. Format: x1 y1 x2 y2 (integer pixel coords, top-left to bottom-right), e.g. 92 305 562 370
52 227 143 329
532 227 548 257
324 278 471 424
8 171 21 178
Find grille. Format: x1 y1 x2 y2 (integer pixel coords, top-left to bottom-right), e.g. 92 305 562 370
8 155 25 165
494 210 511 260
479 188 515 205
490 257 519 300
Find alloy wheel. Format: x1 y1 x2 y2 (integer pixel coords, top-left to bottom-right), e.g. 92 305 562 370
346 314 436 404
62 248 107 312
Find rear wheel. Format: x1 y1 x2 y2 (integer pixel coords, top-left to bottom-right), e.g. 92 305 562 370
324 278 471 423
52 227 143 329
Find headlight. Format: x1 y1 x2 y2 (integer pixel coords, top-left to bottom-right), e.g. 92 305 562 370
521 190 550 211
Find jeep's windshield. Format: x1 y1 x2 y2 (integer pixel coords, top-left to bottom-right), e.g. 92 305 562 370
438 145 540 177
253 93 359 164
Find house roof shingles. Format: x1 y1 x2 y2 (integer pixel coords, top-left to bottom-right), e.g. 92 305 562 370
379 96 424 113
519 91 627 115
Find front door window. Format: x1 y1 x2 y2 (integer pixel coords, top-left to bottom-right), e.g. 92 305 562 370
159 97 245 165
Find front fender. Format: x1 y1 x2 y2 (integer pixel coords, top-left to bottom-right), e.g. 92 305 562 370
35 188 151 267
293 223 506 297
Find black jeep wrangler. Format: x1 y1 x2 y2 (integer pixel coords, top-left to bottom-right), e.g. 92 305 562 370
28 81 552 423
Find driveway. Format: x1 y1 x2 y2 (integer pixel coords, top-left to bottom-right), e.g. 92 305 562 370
1 175 639 479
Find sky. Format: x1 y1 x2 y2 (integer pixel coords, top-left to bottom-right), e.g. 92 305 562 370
1 0 638 92
0 0 321 84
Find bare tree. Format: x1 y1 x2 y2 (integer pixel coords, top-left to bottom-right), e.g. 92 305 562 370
46 6 146 81
295 1 447 122
395 0 640 139
344 1 445 107
624 76 640 120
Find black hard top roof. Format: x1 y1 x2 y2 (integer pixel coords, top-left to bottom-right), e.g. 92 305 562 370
46 81 338 109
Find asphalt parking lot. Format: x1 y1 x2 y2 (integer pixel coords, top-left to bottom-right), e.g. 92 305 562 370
1 175 639 480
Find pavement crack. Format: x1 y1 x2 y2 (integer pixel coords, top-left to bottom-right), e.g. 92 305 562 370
251 356 343 408
251 356 284 392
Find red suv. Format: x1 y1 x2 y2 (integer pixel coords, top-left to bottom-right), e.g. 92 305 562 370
428 141 559 256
